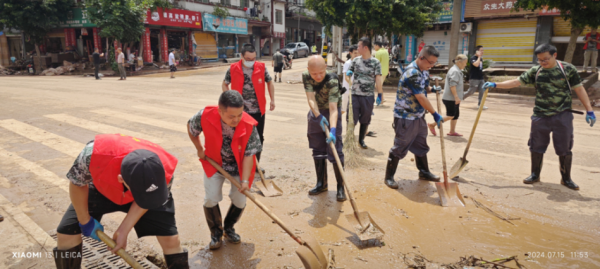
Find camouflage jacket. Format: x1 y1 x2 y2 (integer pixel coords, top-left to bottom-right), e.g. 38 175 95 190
302 70 341 110
394 61 430 120
349 56 382 96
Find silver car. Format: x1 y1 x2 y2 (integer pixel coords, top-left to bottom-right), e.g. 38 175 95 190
284 42 310 58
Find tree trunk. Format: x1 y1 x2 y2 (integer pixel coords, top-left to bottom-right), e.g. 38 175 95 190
564 26 583 63
34 43 42 74
448 0 463 67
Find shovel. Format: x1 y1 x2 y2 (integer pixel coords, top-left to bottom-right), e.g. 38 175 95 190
254 157 283 197
204 157 328 269
449 89 488 179
431 77 466 207
97 230 144 269
324 126 385 241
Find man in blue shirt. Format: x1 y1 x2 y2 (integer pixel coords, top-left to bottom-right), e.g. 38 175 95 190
384 45 444 189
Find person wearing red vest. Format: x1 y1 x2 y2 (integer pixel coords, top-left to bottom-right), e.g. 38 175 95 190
222 45 275 165
583 28 599 73
187 90 262 250
53 134 188 269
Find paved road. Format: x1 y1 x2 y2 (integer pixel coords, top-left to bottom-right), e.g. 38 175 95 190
0 58 599 268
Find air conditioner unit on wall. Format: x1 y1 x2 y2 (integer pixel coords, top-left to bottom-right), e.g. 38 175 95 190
460 23 472 33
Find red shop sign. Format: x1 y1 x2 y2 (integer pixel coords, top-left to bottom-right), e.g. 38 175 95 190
145 8 202 29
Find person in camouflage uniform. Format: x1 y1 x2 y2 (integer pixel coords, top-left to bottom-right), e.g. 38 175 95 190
384 45 444 189
187 91 262 250
302 56 346 201
484 44 596 190
345 37 384 149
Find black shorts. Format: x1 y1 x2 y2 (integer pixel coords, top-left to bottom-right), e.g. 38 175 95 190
274 63 283 73
57 185 178 238
443 99 460 120
170 65 177 72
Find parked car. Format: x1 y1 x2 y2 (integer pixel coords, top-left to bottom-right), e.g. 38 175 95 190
284 42 310 58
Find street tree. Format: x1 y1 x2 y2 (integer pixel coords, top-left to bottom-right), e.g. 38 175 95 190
513 0 600 63
305 0 443 42
0 0 71 71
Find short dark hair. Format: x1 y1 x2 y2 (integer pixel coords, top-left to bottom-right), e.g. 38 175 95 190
374 40 383 47
242 45 256 56
219 90 244 109
359 37 371 51
534 43 557 56
419 45 440 58
348 45 358 53
276 49 280 52
476 45 483 51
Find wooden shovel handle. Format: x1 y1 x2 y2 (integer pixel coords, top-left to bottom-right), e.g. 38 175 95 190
96 230 143 269
323 127 367 229
204 157 305 246
254 157 268 188
462 89 488 160
434 80 449 186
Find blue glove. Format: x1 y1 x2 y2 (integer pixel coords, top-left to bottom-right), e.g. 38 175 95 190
586 111 596 127
79 217 104 242
376 93 382 106
326 127 336 144
431 86 442 93
483 82 496 89
346 70 353 77
317 114 329 133
432 112 443 128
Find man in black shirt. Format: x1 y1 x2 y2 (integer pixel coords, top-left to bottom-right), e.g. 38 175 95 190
464 46 487 109
92 48 104 80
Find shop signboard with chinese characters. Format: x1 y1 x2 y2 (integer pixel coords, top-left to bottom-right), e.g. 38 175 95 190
145 8 202 29
437 2 454 23
405 35 417 62
161 28 168 63
202 14 248 34
143 28 152 62
481 0 516 14
59 8 96 28
93 28 102 52
538 6 561 16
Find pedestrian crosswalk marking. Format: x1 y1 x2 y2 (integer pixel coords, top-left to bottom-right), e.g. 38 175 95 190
0 146 69 192
0 119 83 158
91 108 186 133
44 114 162 143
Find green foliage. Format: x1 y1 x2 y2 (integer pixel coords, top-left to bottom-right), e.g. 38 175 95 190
108 46 119 72
462 54 495 81
513 0 600 29
305 0 444 40
212 4 230 18
0 0 72 45
148 0 173 11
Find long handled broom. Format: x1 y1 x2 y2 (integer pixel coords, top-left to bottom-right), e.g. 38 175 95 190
343 77 368 168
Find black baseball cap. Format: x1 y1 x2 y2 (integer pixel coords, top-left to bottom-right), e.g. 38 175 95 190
121 149 169 209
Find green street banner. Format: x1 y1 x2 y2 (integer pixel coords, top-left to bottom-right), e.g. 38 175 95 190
437 2 453 23
59 8 96 28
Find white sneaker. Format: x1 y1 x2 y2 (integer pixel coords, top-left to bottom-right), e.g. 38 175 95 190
477 105 488 110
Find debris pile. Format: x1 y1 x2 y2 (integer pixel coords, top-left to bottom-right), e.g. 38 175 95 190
0 65 15 75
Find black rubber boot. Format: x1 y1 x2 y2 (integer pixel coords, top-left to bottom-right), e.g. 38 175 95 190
309 159 328 195
384 153 400 189
203 205 223 250
559 154 579 190
524 152 543 184
416 155 440 182
224 205 245 244
53 243 83 269
332 161 347 201
358 124 368 149
164 249 190 269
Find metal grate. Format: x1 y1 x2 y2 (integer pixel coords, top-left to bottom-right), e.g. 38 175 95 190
50 234 158 269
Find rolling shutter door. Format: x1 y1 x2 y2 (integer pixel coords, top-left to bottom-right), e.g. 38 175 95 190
421 31 451 65
476 18 536 63
194 32 218 59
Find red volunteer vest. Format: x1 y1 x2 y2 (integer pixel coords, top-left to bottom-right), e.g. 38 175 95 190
230 60 267 115
89 134 178 205
583 33 600 50
199 106 257 187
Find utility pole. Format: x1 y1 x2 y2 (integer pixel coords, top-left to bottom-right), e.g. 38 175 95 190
448 0 462 68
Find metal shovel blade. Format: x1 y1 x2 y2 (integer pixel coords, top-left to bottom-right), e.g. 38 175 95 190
296 246 324 269
345 212 385 241
435 182 466 207
255 178 283 197
301 235 328 268
449 157 469 179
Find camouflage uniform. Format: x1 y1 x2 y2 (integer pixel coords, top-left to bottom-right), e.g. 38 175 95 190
348 56 381 125
302 70 344 163
519 61 582 156
389 61 431 159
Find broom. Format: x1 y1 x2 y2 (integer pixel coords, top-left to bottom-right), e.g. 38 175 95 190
343 77 369 168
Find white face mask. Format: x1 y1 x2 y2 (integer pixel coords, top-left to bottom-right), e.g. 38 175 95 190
243 60 255 68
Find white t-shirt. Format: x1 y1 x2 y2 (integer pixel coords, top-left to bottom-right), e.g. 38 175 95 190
342 59 354 91
169 52 175 66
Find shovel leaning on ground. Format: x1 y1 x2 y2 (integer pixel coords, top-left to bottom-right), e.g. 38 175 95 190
97 230 144 269
324 126 385 241
449 88 489 179
254 157 283 197
430 76 466 207
205 157 328 269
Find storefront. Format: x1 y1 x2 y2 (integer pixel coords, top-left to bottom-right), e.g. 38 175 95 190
145 8 203 63
202 13 248 59
550 15 597 65
58 8 101 63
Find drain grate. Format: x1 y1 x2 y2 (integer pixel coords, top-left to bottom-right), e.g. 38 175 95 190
51 234 158 269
